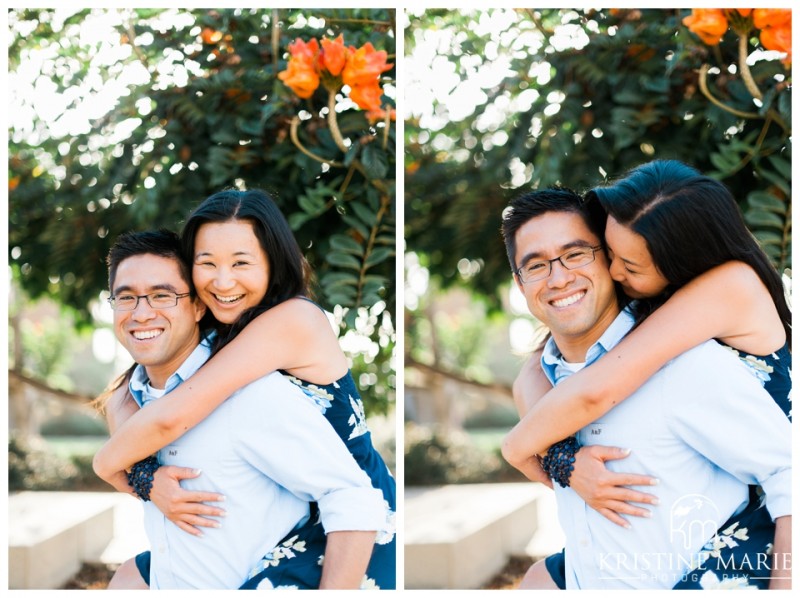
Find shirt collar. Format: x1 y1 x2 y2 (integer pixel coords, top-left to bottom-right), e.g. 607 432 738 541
541 307 635 386
129 332 215 407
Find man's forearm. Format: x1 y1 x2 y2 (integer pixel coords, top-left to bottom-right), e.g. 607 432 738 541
769 515 791 590
318 530 376 589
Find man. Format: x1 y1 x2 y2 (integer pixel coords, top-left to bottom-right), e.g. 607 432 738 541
499 189 791 589
95 230 385 589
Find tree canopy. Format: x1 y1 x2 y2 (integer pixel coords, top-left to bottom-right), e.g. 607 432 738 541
405 8 791 302
9 7 397 412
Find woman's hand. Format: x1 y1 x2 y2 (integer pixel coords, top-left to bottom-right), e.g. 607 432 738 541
570 445 660 528
150 466 227 536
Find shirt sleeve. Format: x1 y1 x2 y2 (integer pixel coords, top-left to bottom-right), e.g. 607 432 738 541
664 342 792 520
229 373 386 533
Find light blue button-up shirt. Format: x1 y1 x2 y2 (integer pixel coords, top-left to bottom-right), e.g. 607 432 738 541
129 336 385 589
541 309 792 589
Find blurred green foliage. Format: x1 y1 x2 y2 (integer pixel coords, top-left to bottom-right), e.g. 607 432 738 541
405 8 791 302
404 422 524 486
8 432 106 491
9 8 396 413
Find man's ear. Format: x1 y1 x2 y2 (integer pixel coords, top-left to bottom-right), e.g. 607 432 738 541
513 273 524 293
193 297 207 322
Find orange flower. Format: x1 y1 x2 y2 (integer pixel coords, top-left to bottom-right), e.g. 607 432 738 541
734 9 752 18
349 82 384 112
683 9 728 45
279 38 321 98
760 25 792 66
320 35 346 76
287 37 320 62
753 9 791 30
342 43 393 88
278 57 319 99
366 107 396 124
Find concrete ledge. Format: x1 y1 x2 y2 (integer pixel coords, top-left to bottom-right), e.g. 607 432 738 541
9 492 124 589
405 483 551 589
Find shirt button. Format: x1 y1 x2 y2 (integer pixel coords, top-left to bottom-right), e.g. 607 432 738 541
159 546 166 554
580 539 589 547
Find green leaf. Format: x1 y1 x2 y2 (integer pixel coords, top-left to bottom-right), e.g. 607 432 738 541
709 152 737 174
364 246 394 269
756 167 790 195
747 191 787 215
745 209 784 229
342 215 370 239
344 143 361 167
321 271 360 287
361 143 388 179
329 234 364 255
288 212 311 231
350 201 377 227
777 91 791 124
326 251 362 270
767 154 791 180
298 192 326 215
326 289 358 307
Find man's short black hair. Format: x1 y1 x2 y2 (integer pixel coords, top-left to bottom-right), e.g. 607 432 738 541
107 229 193 294
500 187 607 272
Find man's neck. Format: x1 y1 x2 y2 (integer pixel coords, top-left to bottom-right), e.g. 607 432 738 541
144 338 202 389
553 305 621 363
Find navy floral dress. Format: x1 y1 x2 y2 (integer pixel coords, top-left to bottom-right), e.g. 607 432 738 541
241 371 397 590
672 341 791 590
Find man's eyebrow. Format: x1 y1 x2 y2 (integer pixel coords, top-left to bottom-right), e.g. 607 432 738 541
112 283 181 295
517 240 598 266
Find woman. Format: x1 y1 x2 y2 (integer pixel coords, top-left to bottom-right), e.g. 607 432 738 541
95 189 396 589
502 160 791 590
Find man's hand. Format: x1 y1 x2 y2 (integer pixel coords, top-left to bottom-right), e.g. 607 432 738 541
570 445 660 528
150 466 226 536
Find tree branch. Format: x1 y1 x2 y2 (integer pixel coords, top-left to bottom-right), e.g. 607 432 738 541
9 369 95 404
698 65 761 119
289 116 345 167
405 355 512 398
327 90 349 153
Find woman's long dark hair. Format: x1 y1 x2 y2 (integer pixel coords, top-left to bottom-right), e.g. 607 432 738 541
589 159 791 348
180 189 312 353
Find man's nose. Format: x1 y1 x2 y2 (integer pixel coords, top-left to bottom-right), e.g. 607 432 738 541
547 259 575 288
131 297 157 321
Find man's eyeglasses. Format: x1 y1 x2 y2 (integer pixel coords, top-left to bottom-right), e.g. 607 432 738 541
516 245 603 284
108 291 191 311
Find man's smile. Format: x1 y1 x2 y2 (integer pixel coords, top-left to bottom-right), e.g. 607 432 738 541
549 290 586 309
131 328 165 341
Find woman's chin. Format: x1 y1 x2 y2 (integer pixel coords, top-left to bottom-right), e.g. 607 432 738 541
621 285 647 300
207 307 244 325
